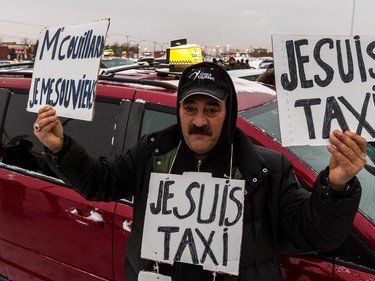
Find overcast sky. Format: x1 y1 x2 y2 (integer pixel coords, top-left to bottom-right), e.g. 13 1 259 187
1 0 374 52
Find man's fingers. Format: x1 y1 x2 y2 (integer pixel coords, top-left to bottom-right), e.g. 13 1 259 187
329 130 367 168
344 130 367 155
37 105 52 115
34 123 43 132
35 106 58 130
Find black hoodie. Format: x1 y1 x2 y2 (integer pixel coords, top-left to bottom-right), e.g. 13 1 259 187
159 62 240 280
173 62 238 180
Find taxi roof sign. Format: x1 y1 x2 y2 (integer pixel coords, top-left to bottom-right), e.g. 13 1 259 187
167 44 203 72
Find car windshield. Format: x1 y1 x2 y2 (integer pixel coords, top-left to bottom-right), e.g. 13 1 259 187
239 100 375 225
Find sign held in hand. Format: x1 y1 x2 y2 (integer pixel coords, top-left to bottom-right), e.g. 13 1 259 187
27 19 110 121
272 35 375 146
141 172 245 275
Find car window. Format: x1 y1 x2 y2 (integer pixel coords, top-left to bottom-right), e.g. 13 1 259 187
0 91 45 173
140 109 176 136
118 106 176 206
239 101 375 226
0 89 9 123
61 98 121 159
0 91 121 180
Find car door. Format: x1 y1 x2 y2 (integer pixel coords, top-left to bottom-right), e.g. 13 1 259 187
0 88 133 281
112 98 177 280
0 89 8 280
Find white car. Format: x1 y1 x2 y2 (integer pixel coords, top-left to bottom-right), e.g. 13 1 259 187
227 68 266 81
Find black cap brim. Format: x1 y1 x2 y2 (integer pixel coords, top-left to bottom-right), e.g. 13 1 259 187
179 87 227 103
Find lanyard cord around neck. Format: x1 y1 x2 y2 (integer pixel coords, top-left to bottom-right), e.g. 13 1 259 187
168 141 234 181
168 140 182 175
224 143 234 181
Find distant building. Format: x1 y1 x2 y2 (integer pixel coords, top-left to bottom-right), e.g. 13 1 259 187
250 48 273 58
0 42 33 61
0 46 8 60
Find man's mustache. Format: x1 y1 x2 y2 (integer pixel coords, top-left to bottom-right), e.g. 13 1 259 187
188 125 212 135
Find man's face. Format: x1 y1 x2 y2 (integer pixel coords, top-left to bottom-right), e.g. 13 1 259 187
179 94 226 159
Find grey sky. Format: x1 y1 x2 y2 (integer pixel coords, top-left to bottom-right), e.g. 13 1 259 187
0 0 373 52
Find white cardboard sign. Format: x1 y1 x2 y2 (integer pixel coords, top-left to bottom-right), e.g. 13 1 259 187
27 19 110 121
141 172 245 275
272 35 375 146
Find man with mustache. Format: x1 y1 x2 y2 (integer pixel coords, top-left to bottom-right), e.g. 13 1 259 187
34 62 367 281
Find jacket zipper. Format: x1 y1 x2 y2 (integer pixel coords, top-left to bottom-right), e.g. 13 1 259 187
197 159 202 172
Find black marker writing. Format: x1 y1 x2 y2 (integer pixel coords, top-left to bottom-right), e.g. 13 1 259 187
28 75 96 110
295 94 375 139
280 36 375 91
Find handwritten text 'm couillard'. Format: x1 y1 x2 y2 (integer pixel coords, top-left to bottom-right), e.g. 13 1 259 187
38 27 105 60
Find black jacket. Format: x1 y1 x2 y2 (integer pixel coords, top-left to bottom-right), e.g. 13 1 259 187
52 124 361 281
50 62 361 280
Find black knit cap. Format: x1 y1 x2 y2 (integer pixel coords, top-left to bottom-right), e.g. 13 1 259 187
178 62 230 103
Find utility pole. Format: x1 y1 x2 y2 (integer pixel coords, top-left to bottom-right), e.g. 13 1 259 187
152 41 157 57
351 0 356 35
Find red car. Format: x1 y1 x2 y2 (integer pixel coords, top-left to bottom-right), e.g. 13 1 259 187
0 64 374 281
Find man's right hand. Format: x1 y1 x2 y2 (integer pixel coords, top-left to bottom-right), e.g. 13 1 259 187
33 106 64 154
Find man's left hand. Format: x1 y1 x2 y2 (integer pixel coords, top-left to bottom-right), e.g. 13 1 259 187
328 130 367 190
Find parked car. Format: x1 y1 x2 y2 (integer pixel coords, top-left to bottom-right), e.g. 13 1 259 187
100 57 137 68
258 59 274 69
248 57 274 69
0 61 34 70
0 65 374 281
227 68 266 81
0 60 12 65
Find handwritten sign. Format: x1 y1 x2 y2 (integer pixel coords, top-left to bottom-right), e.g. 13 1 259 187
141 172 245 275
27 19 110 121
272 35 375 146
